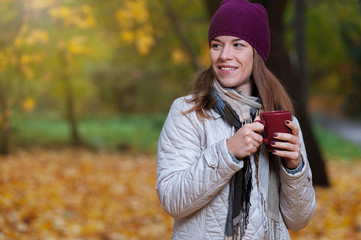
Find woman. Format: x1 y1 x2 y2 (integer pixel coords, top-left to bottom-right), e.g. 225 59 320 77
156 0 316 239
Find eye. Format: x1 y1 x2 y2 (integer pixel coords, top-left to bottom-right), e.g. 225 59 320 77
211 43 222 49
234 43 244 48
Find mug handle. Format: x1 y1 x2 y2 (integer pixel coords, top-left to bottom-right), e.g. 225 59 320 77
254 120 268 144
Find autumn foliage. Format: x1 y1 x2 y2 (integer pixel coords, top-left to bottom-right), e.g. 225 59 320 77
0 149 173 240
0 149 360 240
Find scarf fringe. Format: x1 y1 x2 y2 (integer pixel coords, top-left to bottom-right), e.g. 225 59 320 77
261 192 281 240
265 217 280 240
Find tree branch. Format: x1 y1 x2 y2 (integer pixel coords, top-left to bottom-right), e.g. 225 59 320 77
159 0 201 71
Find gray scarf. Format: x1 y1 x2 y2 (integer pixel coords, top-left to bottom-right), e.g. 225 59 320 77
212 81 281 240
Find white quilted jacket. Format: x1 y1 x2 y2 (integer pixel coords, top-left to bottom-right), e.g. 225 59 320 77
156 96 316 240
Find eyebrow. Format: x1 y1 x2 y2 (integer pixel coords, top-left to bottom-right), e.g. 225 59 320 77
212 38 244 43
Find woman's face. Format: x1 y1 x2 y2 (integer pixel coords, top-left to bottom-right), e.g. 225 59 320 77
210 36 254 95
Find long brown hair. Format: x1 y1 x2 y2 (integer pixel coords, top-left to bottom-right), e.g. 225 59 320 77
185 49 294 118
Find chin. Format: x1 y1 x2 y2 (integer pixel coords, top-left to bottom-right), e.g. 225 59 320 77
217 80 238 89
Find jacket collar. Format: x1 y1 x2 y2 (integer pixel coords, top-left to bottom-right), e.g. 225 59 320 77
209 108 222 119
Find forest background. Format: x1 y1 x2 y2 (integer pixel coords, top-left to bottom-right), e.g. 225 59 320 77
0 0 361 239
1 0 361 154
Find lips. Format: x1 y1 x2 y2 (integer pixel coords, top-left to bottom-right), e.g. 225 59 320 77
218 65 238 72
220 67 237 71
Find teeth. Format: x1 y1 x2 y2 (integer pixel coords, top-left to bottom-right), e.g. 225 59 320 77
221 67 236 71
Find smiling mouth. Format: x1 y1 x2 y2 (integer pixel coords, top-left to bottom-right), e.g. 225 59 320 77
219 67 237 71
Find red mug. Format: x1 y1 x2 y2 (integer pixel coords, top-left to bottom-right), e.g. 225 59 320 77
256 110 292 151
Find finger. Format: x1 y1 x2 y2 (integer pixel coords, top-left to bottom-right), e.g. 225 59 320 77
252 131 263 144
248 142 259 155
273 132 299 144
285 120 299 137
243 127 263 145
239 141 258 158
250 121 264 133
242 123 263 136
245 135 261 149
272 149 300 161
271 140 300 152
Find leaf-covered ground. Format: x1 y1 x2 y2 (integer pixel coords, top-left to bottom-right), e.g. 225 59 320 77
0 149 360 240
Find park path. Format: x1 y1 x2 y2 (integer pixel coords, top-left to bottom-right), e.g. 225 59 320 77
314 113 361 146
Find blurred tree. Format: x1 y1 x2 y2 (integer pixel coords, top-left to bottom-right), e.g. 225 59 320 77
1 0 99 152
47 3 96 146
0 0 25 155
1 0 357 156
57 42 82 146
88 0 208 113
342 21 361 116
160 0 201 71
256 0 329 186
306 1 361 118
203 0 221 17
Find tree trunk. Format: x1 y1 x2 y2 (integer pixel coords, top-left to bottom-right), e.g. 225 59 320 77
203 0 329 186
295 0 308 104
294 0 329 185
257 0 329 186
0 77 9 155
0 1 26 155
202 0 222 18
58 50 82 146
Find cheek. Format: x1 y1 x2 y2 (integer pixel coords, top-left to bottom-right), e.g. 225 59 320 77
210 51 218 65
247 59 253 72
244 53 254 72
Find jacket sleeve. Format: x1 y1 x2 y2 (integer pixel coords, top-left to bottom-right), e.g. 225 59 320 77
156 98 242 219
279 117 316 231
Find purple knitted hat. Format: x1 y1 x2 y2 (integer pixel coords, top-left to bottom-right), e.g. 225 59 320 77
208 0 270 62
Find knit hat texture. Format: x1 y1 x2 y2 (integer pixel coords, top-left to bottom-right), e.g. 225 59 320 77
208 0 270 62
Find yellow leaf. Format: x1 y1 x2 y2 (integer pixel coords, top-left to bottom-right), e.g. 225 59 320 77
22 97 36 112
27 0 54 10
116 9 133 29
67 36 90 55
48 5 96 29
116 0 155 54
73 5 97 29
32 52 44 63
27 29 49 45
20 53 44 66
21 54 32 65
23 66 35 79
136 30 154 55
198 42 211 68
14 37 24 48
48 6 72 20
172 49 185 64
128 0 149 24
117 0 149 27
120 30 135 43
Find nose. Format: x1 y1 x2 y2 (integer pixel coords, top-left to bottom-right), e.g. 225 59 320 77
220 45 233 61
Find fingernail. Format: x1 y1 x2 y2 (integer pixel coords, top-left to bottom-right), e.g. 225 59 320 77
271 141 276 145
273 133 278 137
272 150 277 154
285 120 291 124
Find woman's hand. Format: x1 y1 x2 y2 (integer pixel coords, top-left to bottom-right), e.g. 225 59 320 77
271 120 302 169
226 116 264 159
